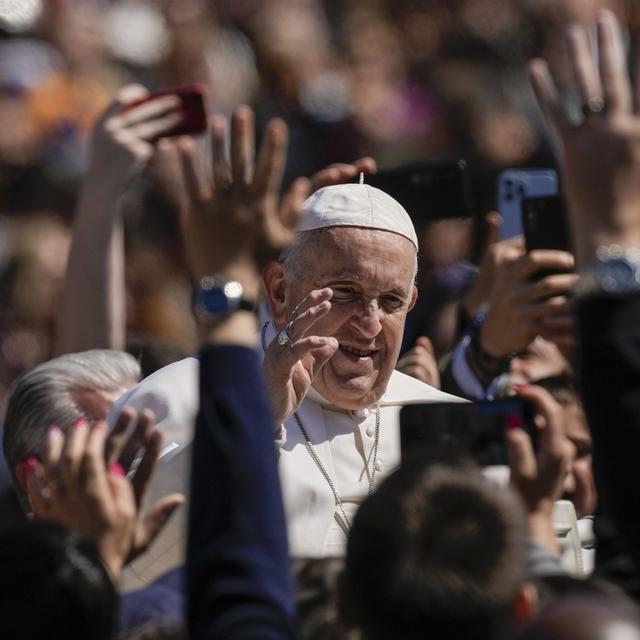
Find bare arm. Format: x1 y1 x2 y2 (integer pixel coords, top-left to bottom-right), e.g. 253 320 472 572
56 85 184 354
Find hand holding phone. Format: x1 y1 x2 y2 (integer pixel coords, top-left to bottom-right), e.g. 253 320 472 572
117 83 208 139
400 398 536 467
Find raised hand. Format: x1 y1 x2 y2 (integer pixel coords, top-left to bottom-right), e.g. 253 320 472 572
25 411 184 579
530 10 640 265
262 288 339 424
178 106 310 290
480 250 577 358
507 385 576 553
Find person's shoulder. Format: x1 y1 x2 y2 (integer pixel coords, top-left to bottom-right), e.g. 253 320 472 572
383 369 469 406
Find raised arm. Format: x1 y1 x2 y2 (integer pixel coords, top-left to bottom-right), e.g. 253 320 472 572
56 85 184 354
181 106 306 639
530 10 640 573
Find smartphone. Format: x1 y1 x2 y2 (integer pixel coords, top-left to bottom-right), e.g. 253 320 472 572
356 160 473 223
497 169 558 240
120 83 207 138
399 398 536 467
522 195 571 253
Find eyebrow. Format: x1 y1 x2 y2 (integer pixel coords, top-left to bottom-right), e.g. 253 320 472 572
320 278 410 298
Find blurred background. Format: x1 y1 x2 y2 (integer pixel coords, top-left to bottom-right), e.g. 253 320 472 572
0 0 635 413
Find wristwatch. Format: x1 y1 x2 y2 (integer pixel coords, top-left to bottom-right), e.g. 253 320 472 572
576 245 640 297
193 276 255 322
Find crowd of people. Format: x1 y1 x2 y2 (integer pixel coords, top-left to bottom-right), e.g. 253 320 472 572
2 0 640 639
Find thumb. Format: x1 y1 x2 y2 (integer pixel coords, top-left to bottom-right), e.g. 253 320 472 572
481 211 502 255
306 338 339 380
135 494 185 554
506 426 537 483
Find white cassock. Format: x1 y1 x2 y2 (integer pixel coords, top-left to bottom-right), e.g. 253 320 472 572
108 319 465 587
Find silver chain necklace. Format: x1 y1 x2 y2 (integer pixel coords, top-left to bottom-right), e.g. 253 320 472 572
261 321 381 535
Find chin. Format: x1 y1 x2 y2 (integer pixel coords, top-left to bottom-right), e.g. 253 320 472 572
318 381 383 410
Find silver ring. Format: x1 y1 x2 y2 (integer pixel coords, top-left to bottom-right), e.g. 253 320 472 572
582 96 605 118
277 328 295 349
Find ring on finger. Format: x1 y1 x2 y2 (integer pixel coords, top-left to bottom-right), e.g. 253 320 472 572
277 327 295 349
581 96 605 118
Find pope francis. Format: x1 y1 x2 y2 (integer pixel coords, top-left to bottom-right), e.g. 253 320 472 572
109 180 464 584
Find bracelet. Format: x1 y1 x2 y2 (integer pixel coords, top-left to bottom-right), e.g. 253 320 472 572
465 314 513 383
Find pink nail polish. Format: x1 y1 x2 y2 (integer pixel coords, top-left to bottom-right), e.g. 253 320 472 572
48 425 61 437
73 418 88 429
513 384 530 391
108 462 125 477
24 456 39 472
506 415 522 430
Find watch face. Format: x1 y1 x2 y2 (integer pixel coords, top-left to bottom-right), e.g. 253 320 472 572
599 259 638 293
198 287 233 314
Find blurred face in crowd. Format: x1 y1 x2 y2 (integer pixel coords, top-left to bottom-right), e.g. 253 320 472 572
562 401 597 518
509 337 570 386
266 227 417 410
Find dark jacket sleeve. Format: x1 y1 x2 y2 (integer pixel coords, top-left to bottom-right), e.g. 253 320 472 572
576 293 640 591
187 345 298 640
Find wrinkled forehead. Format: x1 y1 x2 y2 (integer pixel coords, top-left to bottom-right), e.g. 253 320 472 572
292 226 417 283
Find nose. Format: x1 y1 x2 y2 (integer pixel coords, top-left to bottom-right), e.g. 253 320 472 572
350 297 383 339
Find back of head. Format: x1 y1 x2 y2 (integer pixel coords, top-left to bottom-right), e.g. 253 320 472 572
344 461 527 640
3 349 140 504
0 520 118 640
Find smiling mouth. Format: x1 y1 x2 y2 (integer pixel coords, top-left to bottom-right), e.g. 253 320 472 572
340 344 375 358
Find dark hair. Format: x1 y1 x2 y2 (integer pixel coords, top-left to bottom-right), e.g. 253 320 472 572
0 520 118 640
344 461 527 640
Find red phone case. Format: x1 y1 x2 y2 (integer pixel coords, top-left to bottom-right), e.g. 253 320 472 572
120 83 208 138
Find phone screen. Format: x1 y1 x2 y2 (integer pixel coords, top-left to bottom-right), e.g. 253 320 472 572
400 398 536 466
522 195 571 253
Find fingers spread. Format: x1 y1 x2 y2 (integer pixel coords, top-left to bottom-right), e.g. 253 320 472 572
130 428 163 509
529 59 570 138
210 114 230 188
253 117 288 196
231 106 255 186
106 406 136 463
597 9 632 114
118 410 155 472
568 25 603 109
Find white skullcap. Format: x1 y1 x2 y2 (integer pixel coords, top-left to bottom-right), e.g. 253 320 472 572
298 183 418 251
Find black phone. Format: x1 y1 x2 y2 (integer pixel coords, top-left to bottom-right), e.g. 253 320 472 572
356 160 473 223
522 195 571 253
399 398 537 467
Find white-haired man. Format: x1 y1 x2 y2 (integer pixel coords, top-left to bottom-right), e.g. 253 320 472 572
109 107 463 567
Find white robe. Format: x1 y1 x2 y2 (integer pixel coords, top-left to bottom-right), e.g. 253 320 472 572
108 324 465 585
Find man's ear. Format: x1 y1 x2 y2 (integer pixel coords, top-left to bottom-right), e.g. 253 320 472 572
262 261 288 326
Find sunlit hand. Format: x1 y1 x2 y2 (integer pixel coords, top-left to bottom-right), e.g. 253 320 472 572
178 106 311 289
480 250 578 358
530 10 640 265
262 288 339 424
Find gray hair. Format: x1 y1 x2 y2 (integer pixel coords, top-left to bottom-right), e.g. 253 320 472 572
3 350 140 504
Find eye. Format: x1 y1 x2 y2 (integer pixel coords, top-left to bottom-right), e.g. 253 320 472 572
332 287 359 303
381 295 405 313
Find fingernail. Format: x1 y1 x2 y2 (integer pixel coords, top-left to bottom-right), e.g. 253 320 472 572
24 456 39 472
108 462 125 477
48 425 61 438
73 418 88 429
92 421 107 431
513 384 530 391
506 415 522 430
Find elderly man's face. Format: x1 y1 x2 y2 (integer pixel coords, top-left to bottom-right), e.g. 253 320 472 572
272 227 417 410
